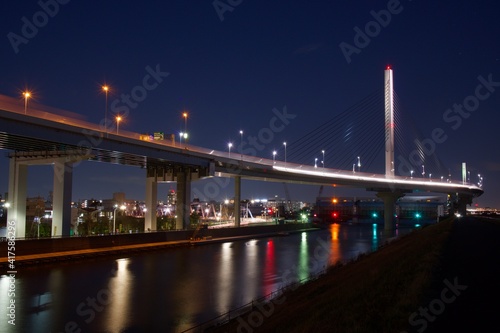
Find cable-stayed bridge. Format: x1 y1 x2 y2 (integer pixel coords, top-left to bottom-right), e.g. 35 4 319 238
0 68 483 237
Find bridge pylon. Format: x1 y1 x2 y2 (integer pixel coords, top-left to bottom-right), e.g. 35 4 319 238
385 65 395 178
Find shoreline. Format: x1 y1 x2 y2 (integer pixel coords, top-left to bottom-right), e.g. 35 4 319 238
0 224 318 269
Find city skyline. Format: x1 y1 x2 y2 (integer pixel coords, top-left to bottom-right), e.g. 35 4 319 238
0 1 499 207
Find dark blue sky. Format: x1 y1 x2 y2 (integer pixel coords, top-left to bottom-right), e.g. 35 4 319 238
1 1 499 207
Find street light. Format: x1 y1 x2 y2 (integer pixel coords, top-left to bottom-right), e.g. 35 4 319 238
283 142 287 168
314 157 318 168
116 115 122 134
23 91 31 114
410 170 414 179
102 85 109 134
113 204 126 234
182 112 188 141
357 156 361 172
228 142 233 157
239 130 243 160
273 150 277 164
321 150 325 170
179 132 184 145
422 165 425 178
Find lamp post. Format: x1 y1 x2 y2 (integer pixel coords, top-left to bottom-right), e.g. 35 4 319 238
23 91 31 114
116 116 122 134
228 142 233 158
410 170 414 179
182 112 188 142
102 85 109 134
113 204 126 234
273 150 277 164
357 156 361 172
179 132 184 146
283 142 287 169
239 130 243 160
422 165 425 178
314 158 318 168
321 150 325 170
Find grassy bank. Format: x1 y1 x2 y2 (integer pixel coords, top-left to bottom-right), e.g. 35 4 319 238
212 219 453 333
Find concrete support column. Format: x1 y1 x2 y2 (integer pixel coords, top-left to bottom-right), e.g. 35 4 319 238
376 191 405 231
7 158 27 238
145 176 158 232
454 194 472 217
52 160 74 237
176 169 191 230
234 176 241 227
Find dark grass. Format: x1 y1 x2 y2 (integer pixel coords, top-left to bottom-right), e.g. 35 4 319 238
211 219 454 333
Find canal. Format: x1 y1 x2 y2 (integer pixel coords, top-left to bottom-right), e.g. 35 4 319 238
0 223 415 333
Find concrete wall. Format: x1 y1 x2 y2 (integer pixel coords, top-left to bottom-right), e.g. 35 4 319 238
1 223 312 257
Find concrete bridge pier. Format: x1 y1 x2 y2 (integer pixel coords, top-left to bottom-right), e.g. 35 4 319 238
7 158 28 238
52 159 74 237
145 175 158 232
376 190 405 231
451 193 473 217
7 152 80 238
175 168 192 230
234 176 241 227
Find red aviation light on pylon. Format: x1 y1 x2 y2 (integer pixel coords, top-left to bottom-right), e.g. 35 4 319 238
386 65 392 70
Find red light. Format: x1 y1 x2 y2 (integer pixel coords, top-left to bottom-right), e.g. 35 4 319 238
386 65 392 70
332 212 338 218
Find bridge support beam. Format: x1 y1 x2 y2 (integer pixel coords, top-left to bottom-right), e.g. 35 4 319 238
176 169 191 230
234 176 241 227
450 193 473 217
7 158 28 238
52 160 74 237
376 191 405 231
145 175 158 232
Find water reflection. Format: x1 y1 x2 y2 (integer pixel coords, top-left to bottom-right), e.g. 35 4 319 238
216 242 234 314
104 258 132 332
298 232 309 281
1 224 414 333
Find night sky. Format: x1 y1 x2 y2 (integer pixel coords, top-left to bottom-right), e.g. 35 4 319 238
1 1 499 208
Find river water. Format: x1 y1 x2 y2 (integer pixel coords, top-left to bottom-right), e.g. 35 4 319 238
0 223 415 333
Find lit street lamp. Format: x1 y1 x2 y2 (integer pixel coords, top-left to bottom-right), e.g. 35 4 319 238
116 116 122 134
283 142 287 168
239 130 243 160
314 157 318 168
228 142 233 157
23 91 31 114
113 204 126 234
321 150 325 170
102 85 109 134
273 150 277 164
182 112 188 142
411 170 414 179
357 156 361 172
